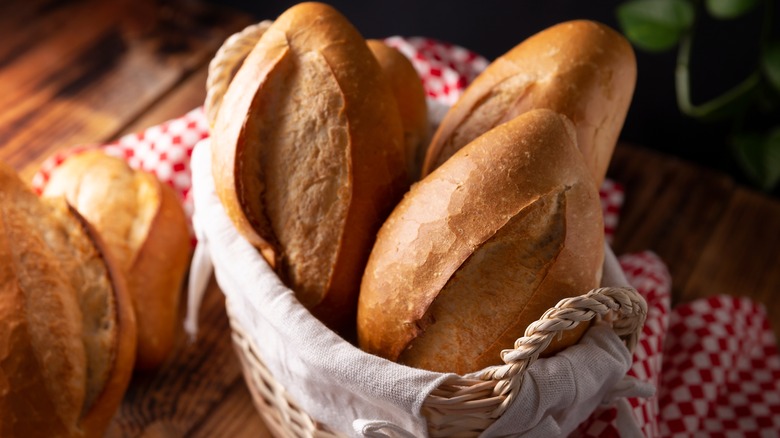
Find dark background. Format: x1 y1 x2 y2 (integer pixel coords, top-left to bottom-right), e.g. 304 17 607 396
209 0 775 188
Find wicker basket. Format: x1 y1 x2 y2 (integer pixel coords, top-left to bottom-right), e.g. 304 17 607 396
205 22 648 437
226 288 645 438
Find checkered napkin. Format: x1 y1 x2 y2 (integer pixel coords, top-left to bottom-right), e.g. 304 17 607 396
32 36 780 436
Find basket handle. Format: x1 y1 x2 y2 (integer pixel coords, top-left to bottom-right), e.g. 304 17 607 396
481 286 647 406
423 286 647 433
204 21 272 128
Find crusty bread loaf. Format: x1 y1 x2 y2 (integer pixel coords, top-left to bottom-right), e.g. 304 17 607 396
211 2 407 334
0 162 136 437
358 109 604 374
43 150 191 370
367 39 429 181
423 20 636 185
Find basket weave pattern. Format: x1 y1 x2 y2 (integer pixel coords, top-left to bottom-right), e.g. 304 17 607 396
208 22 648 437
230 313 342 438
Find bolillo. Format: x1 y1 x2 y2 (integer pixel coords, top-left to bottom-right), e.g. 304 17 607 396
43 150 192 370
423 20 636 185
0 163 136 437
367 39 429 181
211 2 407 334
358 109 604 374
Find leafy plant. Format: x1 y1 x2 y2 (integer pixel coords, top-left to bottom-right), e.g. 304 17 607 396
616 0 780 191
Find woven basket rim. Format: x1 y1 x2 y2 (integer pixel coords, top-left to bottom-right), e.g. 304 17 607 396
225 284 646 437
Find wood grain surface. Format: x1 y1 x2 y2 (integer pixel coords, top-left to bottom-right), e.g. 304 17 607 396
1 0 778 436
1 0 269 436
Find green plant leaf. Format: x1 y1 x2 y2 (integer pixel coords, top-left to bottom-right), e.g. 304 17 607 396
762 42 780 93
677 68 761 122
616 0 695 52
705 0 759 19
732 128 780 191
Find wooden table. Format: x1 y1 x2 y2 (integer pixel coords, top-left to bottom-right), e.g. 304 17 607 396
1 1 778 436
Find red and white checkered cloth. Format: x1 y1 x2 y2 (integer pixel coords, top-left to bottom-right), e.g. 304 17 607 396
32 37 780 437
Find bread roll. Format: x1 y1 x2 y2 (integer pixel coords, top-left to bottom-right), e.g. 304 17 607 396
211 2 407 333
43 150 191 370
0 162 136 437
423 20 636 185
367 39 429 181
358 109 604 374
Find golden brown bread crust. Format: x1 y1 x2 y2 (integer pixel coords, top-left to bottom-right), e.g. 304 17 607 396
68 204 136 438
357 109 604 374
43 150 191 370
211 2 407 333
422 20 636 185
0 190 85 437
43 151 160 272
125 181 190 369
0 162 136 437
367 39 429 181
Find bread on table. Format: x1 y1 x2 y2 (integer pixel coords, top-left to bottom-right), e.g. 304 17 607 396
0 162 136 437
43 150 191 370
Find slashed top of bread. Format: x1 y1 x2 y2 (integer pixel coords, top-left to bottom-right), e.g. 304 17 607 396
0 163 118 434
43 150 161 272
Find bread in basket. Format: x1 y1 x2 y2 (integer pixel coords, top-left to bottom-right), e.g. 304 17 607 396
189 139 647 437
188 4 648 437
